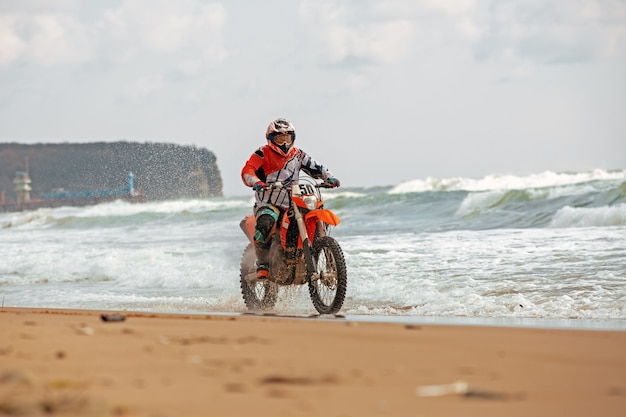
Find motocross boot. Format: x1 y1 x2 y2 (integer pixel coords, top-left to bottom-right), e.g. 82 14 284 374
254 209 278 280
254 242 270 279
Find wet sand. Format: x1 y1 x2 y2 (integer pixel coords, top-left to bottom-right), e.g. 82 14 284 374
1 307 625 416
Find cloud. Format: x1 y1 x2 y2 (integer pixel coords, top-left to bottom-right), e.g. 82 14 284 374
298 0 416 67
0 15 25 66
0 12 91 66
102 0 227 56
422 0 476 15
122 74 164 101
102 0 228 77
473 0 626 67
0 1 228 70
323 20 414 66
369 0 476 18
298 0 625 80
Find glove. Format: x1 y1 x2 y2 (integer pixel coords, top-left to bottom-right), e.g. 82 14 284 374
328 177 340 188
252 181 266 192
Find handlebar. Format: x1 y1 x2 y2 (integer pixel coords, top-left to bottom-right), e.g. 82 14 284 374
317 181 335 189
260 179 334 191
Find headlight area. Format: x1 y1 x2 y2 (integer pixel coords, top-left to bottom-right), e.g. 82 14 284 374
303 195 318 211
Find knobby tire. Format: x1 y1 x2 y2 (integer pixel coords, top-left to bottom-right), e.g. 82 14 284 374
307 236 348 314
239 243 278 311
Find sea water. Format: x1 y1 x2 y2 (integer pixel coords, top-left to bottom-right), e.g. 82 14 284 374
1 169 625 330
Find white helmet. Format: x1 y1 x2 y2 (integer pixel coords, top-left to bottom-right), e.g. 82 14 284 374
266 118 296 155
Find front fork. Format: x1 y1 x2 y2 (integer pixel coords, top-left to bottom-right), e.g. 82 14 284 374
292 204 318 281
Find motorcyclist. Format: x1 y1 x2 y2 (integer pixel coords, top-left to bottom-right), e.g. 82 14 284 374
241 118 340 279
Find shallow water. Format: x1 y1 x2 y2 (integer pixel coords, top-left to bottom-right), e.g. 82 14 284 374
2 169 625 330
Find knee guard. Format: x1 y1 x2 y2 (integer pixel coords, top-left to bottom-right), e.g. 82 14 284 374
255 214 275 244
254 206 279 245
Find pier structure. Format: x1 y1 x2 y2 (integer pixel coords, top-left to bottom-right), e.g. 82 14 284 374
13 171 32 206
1 171 144 212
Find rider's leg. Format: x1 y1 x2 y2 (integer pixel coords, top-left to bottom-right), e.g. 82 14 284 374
284 210 300 259
254 214 273 277
253 206 280 279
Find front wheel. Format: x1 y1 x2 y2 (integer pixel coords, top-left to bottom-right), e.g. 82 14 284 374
307 236 347 315
240 243 278 311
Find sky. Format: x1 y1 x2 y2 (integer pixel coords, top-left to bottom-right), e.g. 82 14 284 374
1 0 625 196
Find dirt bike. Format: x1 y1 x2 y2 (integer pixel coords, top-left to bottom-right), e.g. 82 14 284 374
239 177 347 315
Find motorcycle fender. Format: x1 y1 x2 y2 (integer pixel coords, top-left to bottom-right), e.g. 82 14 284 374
307 209 341 226
240 214 256 243
304 209 340 242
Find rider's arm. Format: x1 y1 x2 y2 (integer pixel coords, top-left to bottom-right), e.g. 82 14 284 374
241 148 265 187
299 150 334 181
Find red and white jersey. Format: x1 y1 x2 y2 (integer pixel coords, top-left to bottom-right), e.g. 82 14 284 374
241 145 333 209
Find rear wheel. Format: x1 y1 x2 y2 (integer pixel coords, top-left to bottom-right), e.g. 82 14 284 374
307 236 347 314
240 243 278 311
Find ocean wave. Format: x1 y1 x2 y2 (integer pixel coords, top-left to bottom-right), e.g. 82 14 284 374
322 191 368 200
389 169 626 194
75 197 251 217
550 204 626 228
1 210 56 229
454 190 524 218
1 197 253 229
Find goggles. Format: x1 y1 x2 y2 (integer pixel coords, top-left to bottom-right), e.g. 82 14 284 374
273 133 293 146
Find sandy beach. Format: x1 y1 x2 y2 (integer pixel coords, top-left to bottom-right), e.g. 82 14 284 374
1 308 625 417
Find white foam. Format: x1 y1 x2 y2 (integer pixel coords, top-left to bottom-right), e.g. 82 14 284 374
2 173 625 324
0 197 252 229
341 226 626 320
322 191 368 200
550 204 626 228
389 169 626 194
75 197 251 217
455 190 508 217
0 210 55 229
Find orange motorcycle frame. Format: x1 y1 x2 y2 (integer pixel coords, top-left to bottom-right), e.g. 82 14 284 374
280 195 341 249
241 182 341 249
